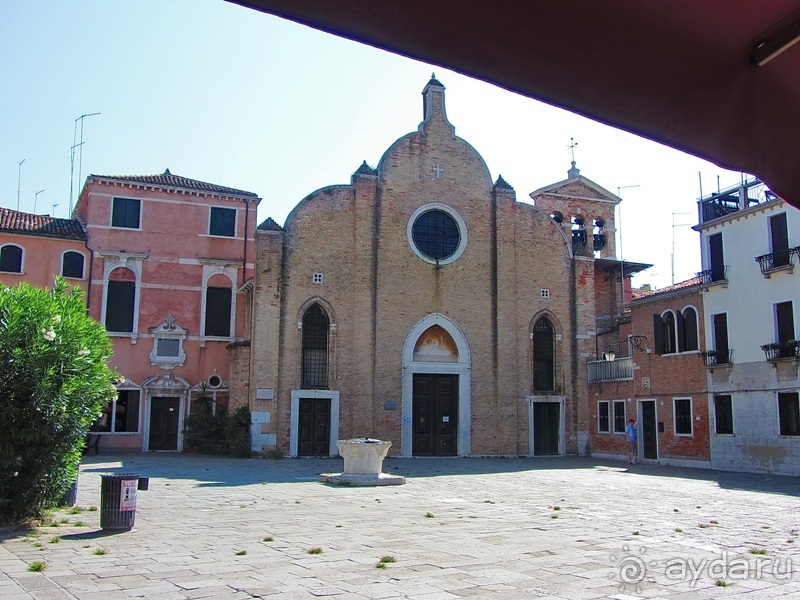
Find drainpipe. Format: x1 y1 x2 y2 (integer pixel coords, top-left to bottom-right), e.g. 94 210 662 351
241 198 250 287
83 235 94 314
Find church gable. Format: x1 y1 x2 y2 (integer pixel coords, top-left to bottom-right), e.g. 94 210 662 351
376 77 493 195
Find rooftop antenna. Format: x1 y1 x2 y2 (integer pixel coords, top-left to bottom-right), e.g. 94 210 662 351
16 159 25 210
617 184 640 308
671 212 692 285
34 189 44 214
69 112 100 214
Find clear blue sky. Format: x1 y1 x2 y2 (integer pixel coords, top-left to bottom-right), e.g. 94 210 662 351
1 0 746 288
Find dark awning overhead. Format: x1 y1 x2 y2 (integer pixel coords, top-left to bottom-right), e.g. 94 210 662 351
230 0 800 210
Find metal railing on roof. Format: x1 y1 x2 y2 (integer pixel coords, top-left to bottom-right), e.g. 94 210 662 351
697 179 777 225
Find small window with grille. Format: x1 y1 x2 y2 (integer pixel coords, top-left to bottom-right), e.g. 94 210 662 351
312 272 323 284
674 398 693 435
540 289 550 299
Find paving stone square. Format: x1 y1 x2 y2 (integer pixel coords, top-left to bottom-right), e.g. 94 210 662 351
1 455 798 599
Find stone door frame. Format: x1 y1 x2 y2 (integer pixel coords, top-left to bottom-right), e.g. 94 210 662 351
401 313 471 457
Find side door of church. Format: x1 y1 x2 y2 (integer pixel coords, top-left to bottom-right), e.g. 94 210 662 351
298 398 331 456
532 402 560 455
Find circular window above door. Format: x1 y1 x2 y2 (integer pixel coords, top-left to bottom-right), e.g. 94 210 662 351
407 204 467 265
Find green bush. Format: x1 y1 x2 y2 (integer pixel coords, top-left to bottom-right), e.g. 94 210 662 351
0 279 116 523
183 388 250 458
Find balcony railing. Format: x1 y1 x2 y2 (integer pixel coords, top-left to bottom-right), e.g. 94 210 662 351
700 349 732 366
588 357 634 382
697 267 728 285
755 246 799 275
761 342 800 361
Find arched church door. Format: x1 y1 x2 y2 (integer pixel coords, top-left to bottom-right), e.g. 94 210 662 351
411 325 459 456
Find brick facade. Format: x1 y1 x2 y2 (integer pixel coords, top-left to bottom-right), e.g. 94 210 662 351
588 279 711 466
248 78 623 458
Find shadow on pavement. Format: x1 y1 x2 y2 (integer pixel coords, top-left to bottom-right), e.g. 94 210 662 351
77 453 800 498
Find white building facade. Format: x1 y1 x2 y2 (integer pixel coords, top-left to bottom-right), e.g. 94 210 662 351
695 180 800 475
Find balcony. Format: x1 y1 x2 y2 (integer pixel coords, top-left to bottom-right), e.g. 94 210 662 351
761 341 800 361
588 356 633 383
755 246 799 277
697 267 728 287
700 349 732 367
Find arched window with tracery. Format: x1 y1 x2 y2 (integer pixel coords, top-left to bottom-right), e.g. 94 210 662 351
533 316 556 392
302 304 329 389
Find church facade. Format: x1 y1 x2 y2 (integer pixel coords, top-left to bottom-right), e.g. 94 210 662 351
243 78 624 457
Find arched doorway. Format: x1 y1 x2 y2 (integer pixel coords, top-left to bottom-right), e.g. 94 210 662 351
402 314 471 457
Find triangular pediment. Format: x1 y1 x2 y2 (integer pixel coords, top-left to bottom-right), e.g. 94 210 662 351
530 174 620 205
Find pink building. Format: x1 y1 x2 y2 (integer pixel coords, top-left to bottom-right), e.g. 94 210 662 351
0 208 88 290
71 170 260 451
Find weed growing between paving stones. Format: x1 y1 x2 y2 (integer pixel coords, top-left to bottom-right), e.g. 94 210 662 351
28 561 46 572
484 500 495 504
93 548 106 555
675 528 683 533
235 550 247 556
307 547 323 554
87 506 97 511
72 521 86 527
424 512 434 518
710 520 719 524
68 506 85 514
716 579 731 587
262 537 273 542
49 536 60 544
749 548 769 555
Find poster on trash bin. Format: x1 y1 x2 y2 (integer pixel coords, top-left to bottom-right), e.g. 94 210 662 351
120 479 138 511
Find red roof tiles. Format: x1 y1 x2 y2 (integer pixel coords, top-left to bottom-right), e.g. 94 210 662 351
0 207 86 241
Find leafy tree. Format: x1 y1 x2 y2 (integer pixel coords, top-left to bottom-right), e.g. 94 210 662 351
0 279 116 523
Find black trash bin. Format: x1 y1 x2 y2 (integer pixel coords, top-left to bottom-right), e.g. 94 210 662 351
100 473 140 531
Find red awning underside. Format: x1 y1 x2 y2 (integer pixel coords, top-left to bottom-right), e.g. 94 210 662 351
231 0 800 209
